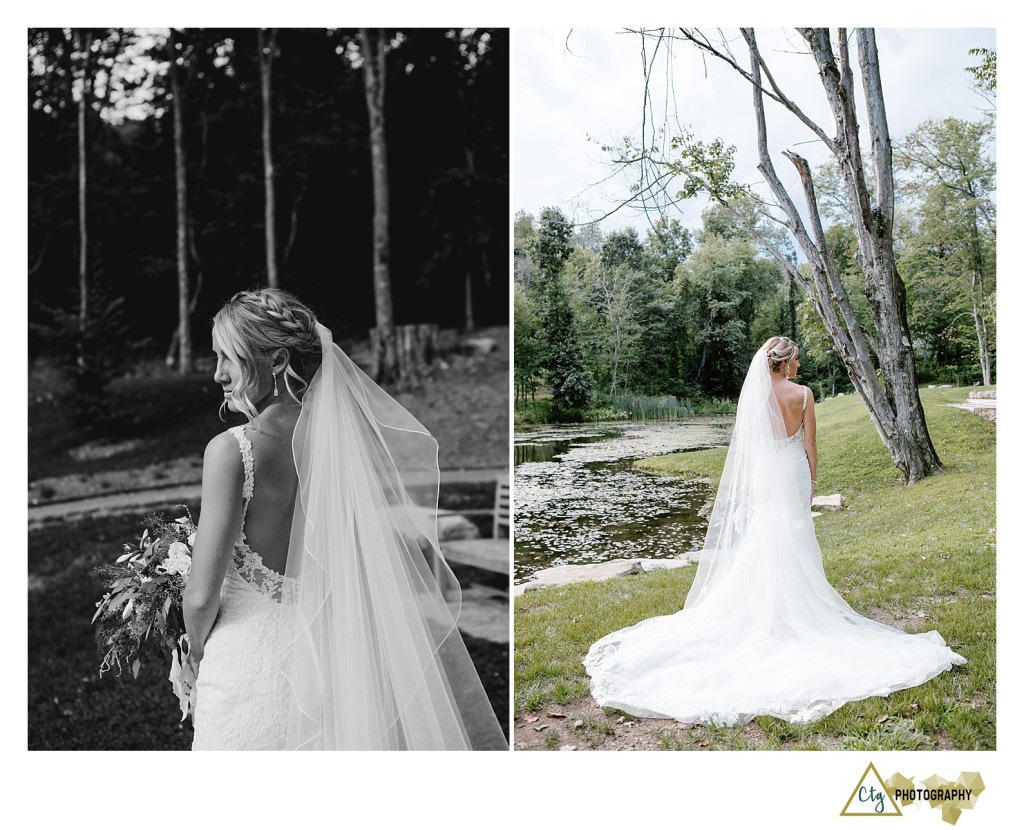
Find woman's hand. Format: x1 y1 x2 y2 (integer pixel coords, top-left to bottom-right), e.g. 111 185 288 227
186 643 204 677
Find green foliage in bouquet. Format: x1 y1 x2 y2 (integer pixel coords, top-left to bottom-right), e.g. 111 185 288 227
93 510 195 682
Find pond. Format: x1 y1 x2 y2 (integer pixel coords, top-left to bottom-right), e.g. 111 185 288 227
513 418 733 584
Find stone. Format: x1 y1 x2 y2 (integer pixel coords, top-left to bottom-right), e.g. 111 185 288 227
514 557 691 596
465 336 498 354
435 512 480 541
812 493 844 511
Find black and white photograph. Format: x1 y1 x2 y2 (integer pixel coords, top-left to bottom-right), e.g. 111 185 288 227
27 27 510 751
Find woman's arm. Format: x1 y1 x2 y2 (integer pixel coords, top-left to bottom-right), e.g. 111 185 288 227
182 431 245 668
803 387 818 502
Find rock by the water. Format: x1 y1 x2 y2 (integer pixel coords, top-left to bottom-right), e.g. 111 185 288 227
514 557 690 596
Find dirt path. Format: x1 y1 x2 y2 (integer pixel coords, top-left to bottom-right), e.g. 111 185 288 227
514 697 790 751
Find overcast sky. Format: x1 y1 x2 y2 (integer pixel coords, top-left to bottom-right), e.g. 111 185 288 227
514 28 997 239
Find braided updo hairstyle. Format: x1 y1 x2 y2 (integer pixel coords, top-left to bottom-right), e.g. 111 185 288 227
212 288 323 420
763 335 799 376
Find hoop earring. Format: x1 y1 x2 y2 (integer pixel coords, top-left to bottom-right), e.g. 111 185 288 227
273 372 280 397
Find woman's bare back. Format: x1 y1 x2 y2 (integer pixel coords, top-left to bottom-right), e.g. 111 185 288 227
237 419 299 575
773 379 807 438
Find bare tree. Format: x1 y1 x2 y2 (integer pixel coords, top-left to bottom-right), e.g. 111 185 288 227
589 264 639 395
259 28 279 288
622 28 942 482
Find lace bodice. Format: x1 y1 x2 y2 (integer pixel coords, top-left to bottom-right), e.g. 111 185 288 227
228 426 296 603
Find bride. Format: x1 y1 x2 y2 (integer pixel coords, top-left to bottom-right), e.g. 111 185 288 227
181 288 506 750
584 336 965 726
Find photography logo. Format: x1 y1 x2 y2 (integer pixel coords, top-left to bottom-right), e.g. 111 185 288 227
841 762 902 816
841 764 985 825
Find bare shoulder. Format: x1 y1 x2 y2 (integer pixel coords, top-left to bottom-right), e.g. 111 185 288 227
803 384 816 404
203 429 244 485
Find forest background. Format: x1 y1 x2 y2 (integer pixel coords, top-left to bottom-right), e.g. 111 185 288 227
29 28 508 390
513 33 996 427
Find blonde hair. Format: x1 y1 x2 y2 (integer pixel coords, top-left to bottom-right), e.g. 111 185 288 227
763 336 799 375
212 288 322 420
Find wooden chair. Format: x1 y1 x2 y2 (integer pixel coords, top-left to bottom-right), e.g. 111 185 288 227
435 477 509 587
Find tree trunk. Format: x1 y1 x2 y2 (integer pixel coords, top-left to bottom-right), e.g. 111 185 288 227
370 323 437 389
361 28 395 383
284 171 308 274
259 28 278 288
168 31 191 375
165 224 205 365
464 267 475 333
76 30 92 347
967 217 992 385
611 336 620 396
463 145 478 333
744 28 940 482
787 273 797 341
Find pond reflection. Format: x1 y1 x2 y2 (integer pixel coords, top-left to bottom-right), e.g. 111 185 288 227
513 419 732 584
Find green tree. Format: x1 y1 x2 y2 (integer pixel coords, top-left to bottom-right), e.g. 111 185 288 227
513 282 544 401
966 46 995 118
532 206 572 283
585 262 643 395
679 218 780 397
513 210 537 289
644 215 692 281
600 226 644 270
535 207 590 417
897 117 995 384
542 275 591 415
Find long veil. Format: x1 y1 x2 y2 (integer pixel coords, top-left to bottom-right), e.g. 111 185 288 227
279 323 507 750
685 346 805 609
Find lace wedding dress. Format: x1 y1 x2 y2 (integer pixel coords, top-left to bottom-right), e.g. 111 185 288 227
584 351 965 726
192 426 296 750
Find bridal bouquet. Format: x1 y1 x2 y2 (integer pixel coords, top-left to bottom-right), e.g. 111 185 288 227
93 509 197 720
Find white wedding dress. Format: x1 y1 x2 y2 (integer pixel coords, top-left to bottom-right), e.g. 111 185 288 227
192 426 295 750
584 353 965 726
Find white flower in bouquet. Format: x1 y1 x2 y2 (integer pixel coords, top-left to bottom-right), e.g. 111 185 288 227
160 542 192 578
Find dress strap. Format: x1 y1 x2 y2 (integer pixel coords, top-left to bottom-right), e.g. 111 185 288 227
801 386 808 412
229 426 255 526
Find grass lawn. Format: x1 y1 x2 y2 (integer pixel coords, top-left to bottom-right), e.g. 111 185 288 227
514 386 995 751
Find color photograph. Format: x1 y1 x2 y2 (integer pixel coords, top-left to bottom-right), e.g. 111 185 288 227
513 27 995 753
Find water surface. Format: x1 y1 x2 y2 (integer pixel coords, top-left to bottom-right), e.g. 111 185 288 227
514 419 732 583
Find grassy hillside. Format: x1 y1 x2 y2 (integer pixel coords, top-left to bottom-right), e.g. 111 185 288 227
514 386 995 750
